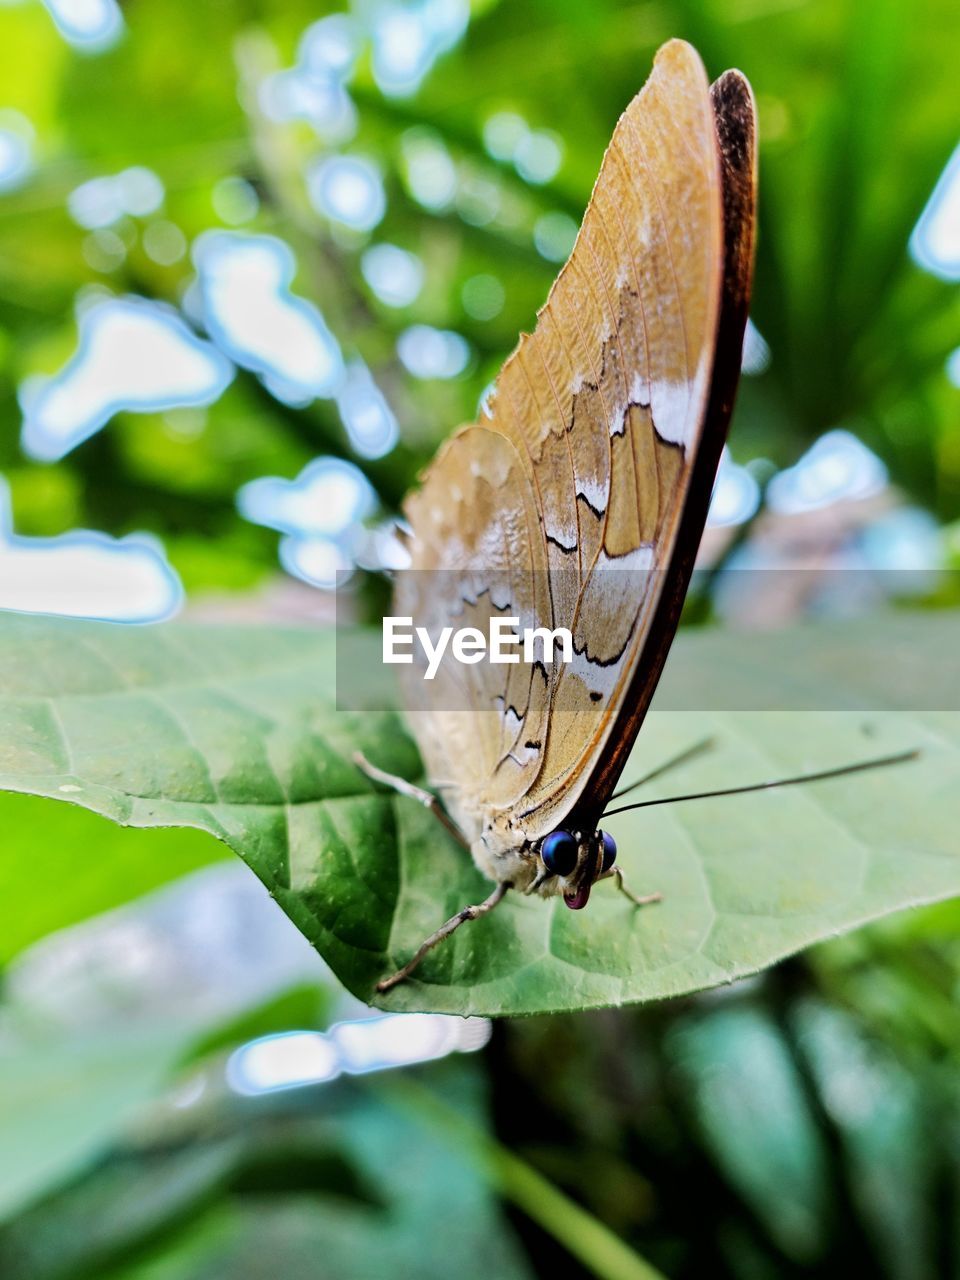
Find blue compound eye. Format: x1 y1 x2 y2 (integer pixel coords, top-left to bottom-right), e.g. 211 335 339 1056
600 830 617 873
541 830 578 877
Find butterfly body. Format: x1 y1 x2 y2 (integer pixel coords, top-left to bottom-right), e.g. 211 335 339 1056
470 815 610 907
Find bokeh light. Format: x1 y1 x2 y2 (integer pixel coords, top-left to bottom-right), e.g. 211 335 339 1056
0 110 34 192
40 0 123 50
0 478 182 622
260 14 361 143
211 176 260 226
401 128 457 211
68 167 164 228
534 211 578 262
361 243 425 307
910 141 960 280
193 231 343 403
20 296 233 461
336 360 400 458
226 1014 489 1095
741 318 771 375
766 429 888 515
237 457 376 539
306 155 386 232
142 221 187 266
369 0 469 98
397 324 470 378
514 130 563 185
461 273 505 320
483 111 529 162
708 447 762 528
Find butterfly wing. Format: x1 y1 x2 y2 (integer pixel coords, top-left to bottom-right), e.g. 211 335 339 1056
572 63 759 824
396 40 757 851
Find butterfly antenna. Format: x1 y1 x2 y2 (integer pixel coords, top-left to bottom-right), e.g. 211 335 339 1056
602 748 920 819
608 737 715 803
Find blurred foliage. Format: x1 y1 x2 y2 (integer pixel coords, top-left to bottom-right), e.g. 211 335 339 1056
489 935 960 1280
0 1054 535 1280
6 937 960 1280
0 791 225 964
0 980 335 1222
0 0 958 597
3 1 960 1278
0 1021 209 1222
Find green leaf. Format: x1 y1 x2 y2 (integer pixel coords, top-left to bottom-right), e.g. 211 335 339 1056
0 1023 202 1222
0 792 225 965
0 610 958 1017
0 1064 536 1280
0 982 338 1222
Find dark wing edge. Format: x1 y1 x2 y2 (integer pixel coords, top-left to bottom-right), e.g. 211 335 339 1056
571 68 758 826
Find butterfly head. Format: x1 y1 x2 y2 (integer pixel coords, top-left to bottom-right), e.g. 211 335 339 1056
538 827 617 910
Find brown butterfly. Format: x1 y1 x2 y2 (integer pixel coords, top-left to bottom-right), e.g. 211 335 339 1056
358 39 758 990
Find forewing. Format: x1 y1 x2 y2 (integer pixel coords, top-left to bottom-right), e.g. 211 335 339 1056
398 40 753 844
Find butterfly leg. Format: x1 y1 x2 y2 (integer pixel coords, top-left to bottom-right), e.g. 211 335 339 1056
353 750 470 850
376 881 510 993
599 866 662 908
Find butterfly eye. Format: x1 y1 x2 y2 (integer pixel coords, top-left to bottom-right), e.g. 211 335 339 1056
600 830 617 873
540 830 578 877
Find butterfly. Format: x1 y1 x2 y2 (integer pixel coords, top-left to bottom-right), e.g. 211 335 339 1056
358 38 759 991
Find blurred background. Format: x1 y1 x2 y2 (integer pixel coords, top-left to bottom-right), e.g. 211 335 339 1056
1 0 960 1276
